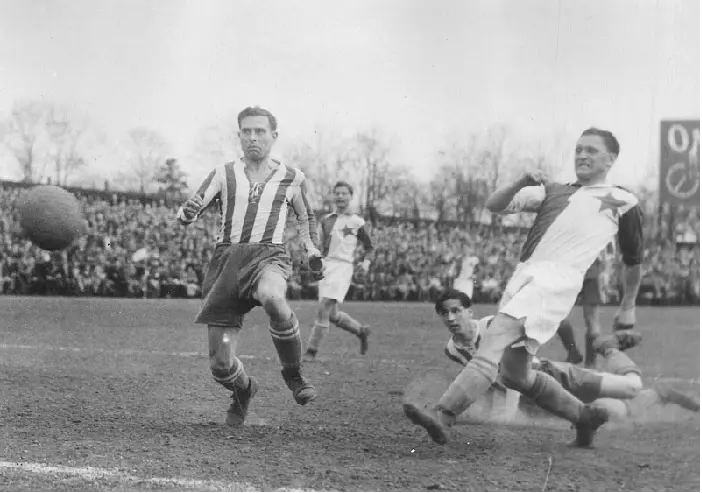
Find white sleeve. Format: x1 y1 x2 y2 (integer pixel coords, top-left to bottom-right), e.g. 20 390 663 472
176 167 223 224
501 186 546 215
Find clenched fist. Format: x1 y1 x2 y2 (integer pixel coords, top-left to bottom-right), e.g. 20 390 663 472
181 195 204 221
308 249 324 281
518 170 549 188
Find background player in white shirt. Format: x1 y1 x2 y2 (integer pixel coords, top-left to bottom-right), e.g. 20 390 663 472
303 181 373 362
405 128 645 447
452 247 480 299
430 289 698 424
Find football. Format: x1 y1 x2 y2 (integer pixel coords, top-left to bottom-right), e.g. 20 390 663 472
16 185 88 251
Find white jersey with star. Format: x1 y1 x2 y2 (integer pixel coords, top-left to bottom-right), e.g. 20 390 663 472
503 183 644 273
319 212 373 264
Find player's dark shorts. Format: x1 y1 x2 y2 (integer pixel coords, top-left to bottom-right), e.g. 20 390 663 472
576 277 602 306
194 243 292 327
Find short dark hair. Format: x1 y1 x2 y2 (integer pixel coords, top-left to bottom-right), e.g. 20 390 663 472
333 180 354 196
238 106 277 131
434 289 472 314
581 127 619 157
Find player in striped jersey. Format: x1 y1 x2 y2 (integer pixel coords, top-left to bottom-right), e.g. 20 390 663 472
177 106 323 426
406 128 646 447
303 181 373 362
433 289 699 425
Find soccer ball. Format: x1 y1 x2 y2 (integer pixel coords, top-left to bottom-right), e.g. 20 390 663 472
16 185 88 251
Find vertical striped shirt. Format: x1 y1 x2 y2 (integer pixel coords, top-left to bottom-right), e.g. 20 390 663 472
177 159 318 249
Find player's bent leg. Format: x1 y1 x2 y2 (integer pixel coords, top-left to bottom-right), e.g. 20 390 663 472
208 324 258 426
503 349 609 447
536 359 604 403
303 299 334 361
255 270 316 405
651 383 700 412
330 306 371 355
438 313 522 414
608 385 700 421
594 331 644 399
404 314 523 445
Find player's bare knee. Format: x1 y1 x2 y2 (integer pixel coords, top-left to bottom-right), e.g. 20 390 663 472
317 298 334 320
257 281 288 313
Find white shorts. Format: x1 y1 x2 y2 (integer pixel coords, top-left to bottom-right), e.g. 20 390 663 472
318 259 354 302
498 261 582 353
453 278 474 299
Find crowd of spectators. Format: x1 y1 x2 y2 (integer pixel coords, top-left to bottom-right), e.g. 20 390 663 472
0 182 699 306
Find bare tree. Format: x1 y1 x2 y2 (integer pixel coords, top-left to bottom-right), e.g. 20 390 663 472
3 100 50 182
123 128 172 193
432 133 493 224
370 163 416 218
189 117 240 172
285 128 357 211
44 104 96 186
353 130 392 212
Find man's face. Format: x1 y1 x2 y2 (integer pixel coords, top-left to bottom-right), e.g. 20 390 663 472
334 186 352 211
238 116 278 161
574 134 614 183
438 298 475 336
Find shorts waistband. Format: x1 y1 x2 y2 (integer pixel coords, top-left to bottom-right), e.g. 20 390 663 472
216 241 286 250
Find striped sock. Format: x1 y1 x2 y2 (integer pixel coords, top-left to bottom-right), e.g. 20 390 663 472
270 313 302 369
211 357 250 391
306 321 330 353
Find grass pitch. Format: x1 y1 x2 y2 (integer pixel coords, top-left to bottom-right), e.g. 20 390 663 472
0 298 699 491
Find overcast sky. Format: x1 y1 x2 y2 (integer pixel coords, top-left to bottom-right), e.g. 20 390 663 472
0 0 699 186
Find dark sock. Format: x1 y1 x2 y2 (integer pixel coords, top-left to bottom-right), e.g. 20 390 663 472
520 371 585 423
270 313 302 369
557 319 579 355
332 311 361 336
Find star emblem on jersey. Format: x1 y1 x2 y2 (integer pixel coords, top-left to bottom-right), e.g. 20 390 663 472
341 226 356 237
595 192 628 217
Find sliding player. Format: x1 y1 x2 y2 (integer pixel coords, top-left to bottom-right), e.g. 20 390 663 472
433 289 698 425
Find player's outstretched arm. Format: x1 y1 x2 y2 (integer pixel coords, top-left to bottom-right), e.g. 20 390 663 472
176 168 221 225
614 204 644 329
290 176 321 256
485 171 547 214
